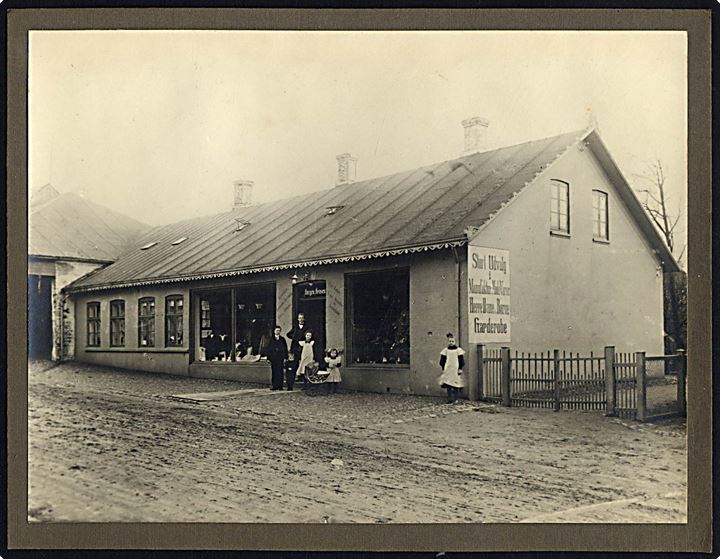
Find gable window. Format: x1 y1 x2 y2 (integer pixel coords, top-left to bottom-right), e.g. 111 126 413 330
346 269 409 365
165 295 184 347
138 297 156 347
109 300 125 347
550 179 570 234
592 190 609 241
87 302 101 347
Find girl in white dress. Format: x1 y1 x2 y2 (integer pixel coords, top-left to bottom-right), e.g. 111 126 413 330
324 348 342 393
296 330 317 389
438 333 466 403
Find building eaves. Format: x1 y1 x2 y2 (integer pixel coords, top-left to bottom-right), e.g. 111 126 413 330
64 238 468 293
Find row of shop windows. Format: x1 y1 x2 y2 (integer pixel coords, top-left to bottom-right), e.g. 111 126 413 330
85 269 410 366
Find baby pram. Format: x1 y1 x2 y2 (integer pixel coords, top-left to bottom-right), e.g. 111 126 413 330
301 361 331 394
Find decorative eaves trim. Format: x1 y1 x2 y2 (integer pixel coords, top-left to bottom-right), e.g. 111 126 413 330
65 239 468 293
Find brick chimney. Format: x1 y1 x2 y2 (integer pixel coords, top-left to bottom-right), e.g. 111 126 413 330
462 117 490 155
336 153 357 186
233 180 253 209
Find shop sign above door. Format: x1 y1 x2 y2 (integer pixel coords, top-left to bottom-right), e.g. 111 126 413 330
467 245 511 344
298 281 327 300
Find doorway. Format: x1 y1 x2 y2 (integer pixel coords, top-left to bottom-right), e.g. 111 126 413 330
293 280 326 359
28 274 53 360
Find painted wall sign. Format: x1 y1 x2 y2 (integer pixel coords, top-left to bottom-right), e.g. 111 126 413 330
467 245 511 343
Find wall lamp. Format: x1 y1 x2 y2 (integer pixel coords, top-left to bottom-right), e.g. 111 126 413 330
291 270 311 284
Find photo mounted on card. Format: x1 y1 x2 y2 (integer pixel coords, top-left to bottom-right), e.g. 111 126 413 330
6 7 711 554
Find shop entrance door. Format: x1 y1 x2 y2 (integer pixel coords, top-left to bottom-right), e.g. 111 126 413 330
293 280 326 358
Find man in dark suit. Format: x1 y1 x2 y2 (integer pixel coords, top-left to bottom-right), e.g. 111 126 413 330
263 325 288 390
285 313 309 390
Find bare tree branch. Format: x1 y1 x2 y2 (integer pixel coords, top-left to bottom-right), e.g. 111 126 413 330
640 190 663 207
677 245 686 266
669 213 682 234
633 158 683 260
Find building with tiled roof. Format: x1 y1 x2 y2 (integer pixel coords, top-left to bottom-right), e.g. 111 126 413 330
64 123 678 397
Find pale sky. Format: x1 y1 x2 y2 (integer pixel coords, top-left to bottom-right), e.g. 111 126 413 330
29 30 687 256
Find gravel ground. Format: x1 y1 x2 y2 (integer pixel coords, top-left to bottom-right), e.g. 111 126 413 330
28 361 687 523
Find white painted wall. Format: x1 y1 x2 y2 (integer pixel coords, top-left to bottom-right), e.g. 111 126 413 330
473 143 664 357
75 285 192 375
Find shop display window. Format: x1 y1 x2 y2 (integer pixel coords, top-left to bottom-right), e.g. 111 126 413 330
234 284 275 360
199 291 232 361
347 269 409 365
196 283 275 362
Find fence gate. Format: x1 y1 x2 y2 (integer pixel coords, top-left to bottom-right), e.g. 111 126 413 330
557 351 607 411
612 351 639 419
479 347 503 403
509 351 555 409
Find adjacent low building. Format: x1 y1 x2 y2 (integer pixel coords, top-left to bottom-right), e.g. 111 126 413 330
64 123 679 397
28 184 148 360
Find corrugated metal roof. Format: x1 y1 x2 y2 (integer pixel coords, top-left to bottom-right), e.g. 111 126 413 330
69 129 586 291
29 189 149 262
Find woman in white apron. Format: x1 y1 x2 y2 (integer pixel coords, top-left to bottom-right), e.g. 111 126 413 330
439 332 466 403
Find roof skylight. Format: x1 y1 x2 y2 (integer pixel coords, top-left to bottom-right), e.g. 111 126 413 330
140 242 157 250
171 237 188 246
234 218 251 232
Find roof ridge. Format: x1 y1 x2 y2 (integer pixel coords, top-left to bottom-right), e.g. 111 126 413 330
144 128 590 227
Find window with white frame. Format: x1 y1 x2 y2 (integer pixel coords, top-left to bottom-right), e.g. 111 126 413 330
109 300 125 347
592 190 609 241
550 179 570 234
165 295 184 347
87 302 101 347
138 297 156 347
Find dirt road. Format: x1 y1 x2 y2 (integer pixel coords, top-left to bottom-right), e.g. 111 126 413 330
28 362 687 523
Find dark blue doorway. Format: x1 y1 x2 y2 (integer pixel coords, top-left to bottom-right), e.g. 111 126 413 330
28 274 53 360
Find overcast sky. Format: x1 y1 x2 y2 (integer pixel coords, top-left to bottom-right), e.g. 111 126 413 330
29 30 687 254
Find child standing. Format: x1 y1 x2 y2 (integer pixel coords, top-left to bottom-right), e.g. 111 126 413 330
296 330 317 390
439 333 465 403
324 348 342 393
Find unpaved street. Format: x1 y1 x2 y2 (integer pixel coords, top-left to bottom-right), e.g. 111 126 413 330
28 362 686 523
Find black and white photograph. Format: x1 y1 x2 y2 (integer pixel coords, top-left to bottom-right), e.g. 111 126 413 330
26 28 690 527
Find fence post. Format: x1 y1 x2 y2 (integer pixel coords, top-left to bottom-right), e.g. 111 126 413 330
475 344 484 401
677 349 687 417
636 352 647 421
500 347 511 407
553 349 561 412
604 346 616 416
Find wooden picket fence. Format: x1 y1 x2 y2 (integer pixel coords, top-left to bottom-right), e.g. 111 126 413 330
478 346 686 421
